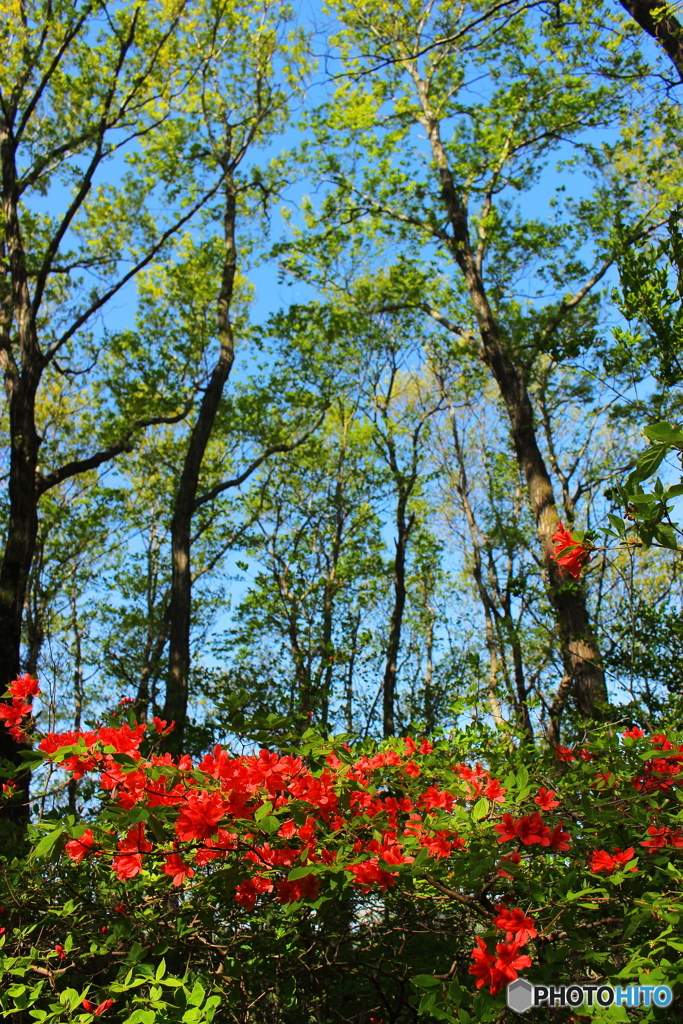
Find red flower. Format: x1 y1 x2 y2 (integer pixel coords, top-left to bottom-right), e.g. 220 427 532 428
515 812 551 847
484 778 507 804
555 745 575 762
8 674 40 700
417 786 454 813
493 906 537 945
548 824 571 852
152 716 176 735
550 522 591 579
641 826 670 849
233 874 273 909
54 943 66 960
469 937 532 996
82 999 114 1016
533 788 559 810
112 824 152 881
469 936 497 990
497 850 522 878
175 790 226 842
589 847 636 875
494 812 551 846
622 726 646 739
275 874 320 904
163 853 195 887
494 814 517 844
65 829 97 863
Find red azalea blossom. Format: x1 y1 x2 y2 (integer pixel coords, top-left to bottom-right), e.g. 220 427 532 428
163 853 195 887
469 936 532 996
152 716 176 735
8 674 40 700
548 824 571 852
497 850 522 878
492 906 538 944
112 824 152 881
589 847 636 874
234 874 273 910
534 787 559 810
82 999 114 1016
550 522 591 579
494 812 553 847
175 790 226 842
65 829 98 863
555 745 575 762
484 778 507 804
54 943 66 960
622 726 646 739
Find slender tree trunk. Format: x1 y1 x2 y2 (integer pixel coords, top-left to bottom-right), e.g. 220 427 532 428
424 600 436 733
382 499 415 738
68 593 84 815
163 167 237 750
0 123 44 823
422 110 606 722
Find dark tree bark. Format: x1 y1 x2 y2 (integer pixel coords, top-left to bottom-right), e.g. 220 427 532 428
163 162 237 751
619 0 683 80
382 495 416 738
418 106 607 724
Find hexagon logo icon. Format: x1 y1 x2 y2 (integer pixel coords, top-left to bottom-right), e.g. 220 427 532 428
507 978 533 1014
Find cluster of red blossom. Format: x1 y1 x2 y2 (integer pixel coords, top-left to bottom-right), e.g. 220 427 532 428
469 905 537 995
550 522 591 580
0 673 39 742
1 675 682 1001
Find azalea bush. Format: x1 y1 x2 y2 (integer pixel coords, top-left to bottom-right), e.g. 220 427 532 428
2 674 683 1023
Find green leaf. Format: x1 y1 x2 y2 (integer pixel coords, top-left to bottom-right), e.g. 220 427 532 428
254 802 273 822
607 513 625 537
111 753 141 768
287 865 315 881
411 974 441 989
186 980 205 1007
471 798 489 821
30 826 64 861
628 444 670 486
643 421 683 445
653 524 680 550
155 959 166 981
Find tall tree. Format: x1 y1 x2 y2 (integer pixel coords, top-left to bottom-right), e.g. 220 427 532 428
278 0 676 727
155 1 316 749
0 0 220 818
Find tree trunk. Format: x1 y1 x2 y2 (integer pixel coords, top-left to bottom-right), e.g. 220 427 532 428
619 0 683 80
163 169 237 750
422 111 607 722
0 122 44 824
382 499 415 738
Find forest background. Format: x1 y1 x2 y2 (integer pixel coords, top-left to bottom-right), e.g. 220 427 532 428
4 0 683 1022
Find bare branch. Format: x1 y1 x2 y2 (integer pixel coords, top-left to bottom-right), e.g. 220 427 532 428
36 405 192 495
193 412 326 510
